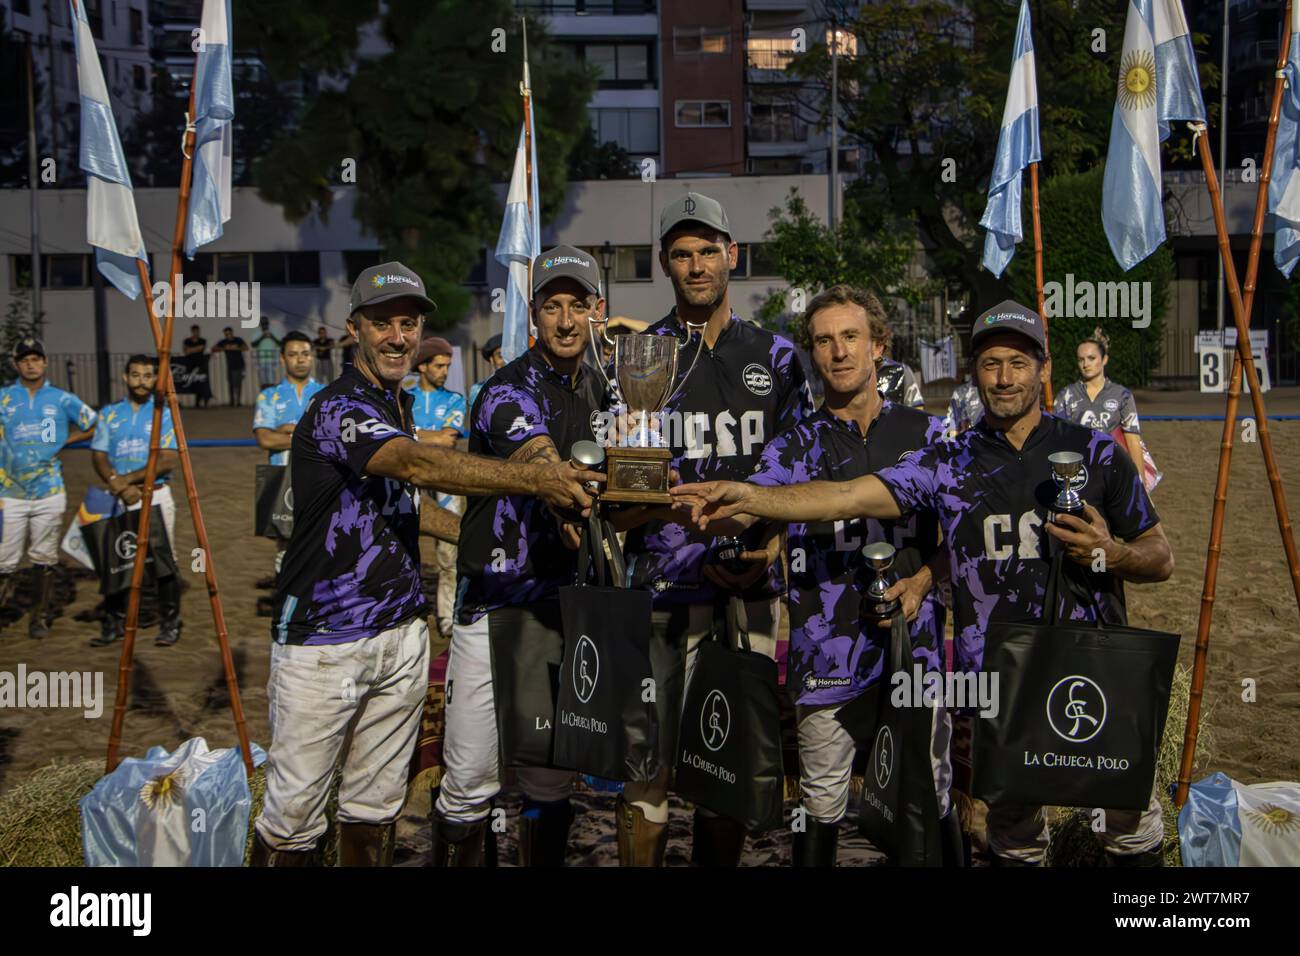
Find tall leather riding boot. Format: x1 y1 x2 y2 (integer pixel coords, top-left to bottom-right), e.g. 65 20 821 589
790 816 839 867
615 795 668 867
940 810 968 867
517 798 575 867
92 592 126 647
690 808 746 867
28 565 53 639
250 832 320 867
428 811 487 867
338 821 396 866
0 574 16 632
155 575 182 646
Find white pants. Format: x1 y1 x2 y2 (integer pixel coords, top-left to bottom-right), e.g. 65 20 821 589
435 612 574 824
121 484 177 562
0 492 66 574
434 539 457 638
796 701 953 825
986 788 1165 863
255 616 430 850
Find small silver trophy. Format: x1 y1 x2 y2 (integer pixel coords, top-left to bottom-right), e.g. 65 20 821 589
861 542 900 623
1048 451 1086 519
588 320 705 503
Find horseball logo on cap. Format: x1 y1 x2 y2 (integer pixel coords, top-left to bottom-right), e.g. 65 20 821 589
370 273 419 289
114 531 138 562
985 311 1036 327
1046 675 1108 743
573 634 600 704
701 689 731 752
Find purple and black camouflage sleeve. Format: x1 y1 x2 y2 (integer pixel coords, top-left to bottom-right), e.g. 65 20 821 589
315 394 409 478
1096 434 1159 540
476 381 549 459
771 337 815 434
875 443 943 518
749 425 816 487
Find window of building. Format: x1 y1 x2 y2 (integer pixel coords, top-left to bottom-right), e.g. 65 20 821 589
344 250 384 285
85 0 104 38
750 243 780 278
749 92 805 143
729 245 748 279
673 26 729 55
746 36 798 71
589 107 659 155
130 7 145 47
615 245 652 281
133 64 148 91
826 28 857 57
584 42 651 84
13 0 32 17
675 100 730 128
215 252 251 283
9 254 92 290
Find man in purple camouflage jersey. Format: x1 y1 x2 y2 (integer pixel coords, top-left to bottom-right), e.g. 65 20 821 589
431 245 612 867
676 299 1175 867
252 261 602 867
741 285 955 866
616 192 815 866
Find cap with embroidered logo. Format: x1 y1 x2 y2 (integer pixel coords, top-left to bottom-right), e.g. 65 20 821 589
970 299 1047 354
659 191 731 240
350 261 437 316
12 337 45 361
532 245 603 297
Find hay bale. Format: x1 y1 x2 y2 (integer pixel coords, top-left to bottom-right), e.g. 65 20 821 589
0 758 102 867
1047 663 1212 867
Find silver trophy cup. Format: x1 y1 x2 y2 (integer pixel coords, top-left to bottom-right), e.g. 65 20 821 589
1048 451 1086 517
588 320 705 503
861 542 901 622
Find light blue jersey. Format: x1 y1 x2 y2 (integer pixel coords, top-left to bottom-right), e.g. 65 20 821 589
405 384 467 512
253 378 323 465
0 381 97 500
90 397 177 482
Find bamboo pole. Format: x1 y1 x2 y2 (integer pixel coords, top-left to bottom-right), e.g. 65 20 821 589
105 72 253 777
1030 161 1053 408
1176 13 1300 805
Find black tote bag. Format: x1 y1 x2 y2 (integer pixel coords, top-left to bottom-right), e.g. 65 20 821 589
674 597 785 833
254 463 294 538
554 513 660 782
81 504 178 596
972 552 1181 811
835 613 943 866
487 600 567 769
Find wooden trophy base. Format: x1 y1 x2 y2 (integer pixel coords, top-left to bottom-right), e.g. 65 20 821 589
602 446 672 504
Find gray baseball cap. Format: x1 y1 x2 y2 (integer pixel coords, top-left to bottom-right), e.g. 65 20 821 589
970 299 1047 354
532 245 602 297
659 191 731 240
349 261 437 316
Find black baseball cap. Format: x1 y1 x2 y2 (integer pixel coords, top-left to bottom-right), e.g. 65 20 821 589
481 333 502 361
12 337 45 361
350 261 437 316
532 245 602 298
659 191 731 240
970 300 1047 354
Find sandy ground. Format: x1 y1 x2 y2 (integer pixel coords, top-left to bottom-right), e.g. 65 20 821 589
0 388 1297 864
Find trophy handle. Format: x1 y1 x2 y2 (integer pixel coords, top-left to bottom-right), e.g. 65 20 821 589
662 320 707 407
587 316 616 397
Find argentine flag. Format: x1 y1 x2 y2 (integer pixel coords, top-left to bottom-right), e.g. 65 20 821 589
1269 4 1300 276
495 124 540 363
71 0 148 299
1102 0 1207 271
979 0 1040 278
183 0 234 259
1179 772 1300 867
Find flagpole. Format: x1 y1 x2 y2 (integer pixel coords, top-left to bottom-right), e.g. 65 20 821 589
1029 161 1052 408
1176 14 1300 805
105 52 253 777
521 16 536 347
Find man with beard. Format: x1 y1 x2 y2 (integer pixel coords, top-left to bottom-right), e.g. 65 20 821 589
432 246 611 867
0 338 97 638
253 261 602 866
253 331 323 579
617 193 814 866
743 285 956 866
89 355 182 647
674 300 1175 866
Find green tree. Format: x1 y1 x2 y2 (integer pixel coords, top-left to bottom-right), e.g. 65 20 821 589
567 125 638 181
242 0 597 330
0 13 39 188
788 0 1216 309
0 292 37 387
754 188 926 343
1006 165 1172 391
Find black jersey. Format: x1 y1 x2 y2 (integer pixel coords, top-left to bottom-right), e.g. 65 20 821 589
876 413 1160 673
455 347 609 625
622 311 814 604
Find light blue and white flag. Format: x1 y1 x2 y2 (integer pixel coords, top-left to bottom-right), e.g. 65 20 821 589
71 0 147 299
1178 772 1300 867
495 123 540 363
1102 0 1207 271
980 0 1040 278
183 0 234 259
1269 4 1300 276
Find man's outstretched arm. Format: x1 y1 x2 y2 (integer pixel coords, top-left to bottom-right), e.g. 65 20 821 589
671 474 902 529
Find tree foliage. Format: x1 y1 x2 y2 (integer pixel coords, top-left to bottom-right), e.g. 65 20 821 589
242 0 596 330
1006 165 1172 391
